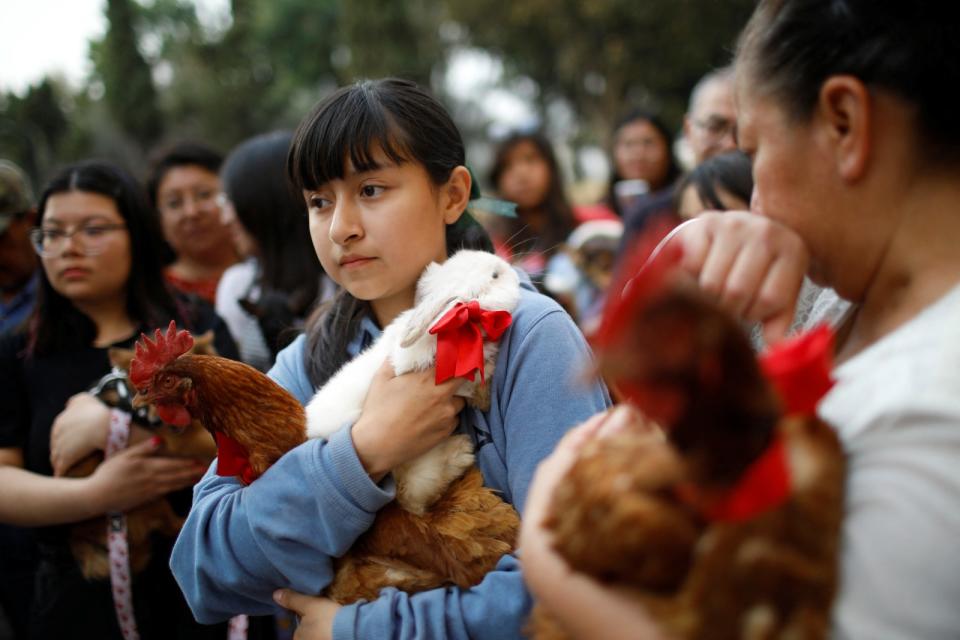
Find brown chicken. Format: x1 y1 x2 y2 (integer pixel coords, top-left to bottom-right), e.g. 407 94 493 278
528 239 846 640
66 332 219 579
129 321 518 604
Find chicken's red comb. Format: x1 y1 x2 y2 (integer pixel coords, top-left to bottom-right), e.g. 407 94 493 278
129 320 194 388
591 220 683 350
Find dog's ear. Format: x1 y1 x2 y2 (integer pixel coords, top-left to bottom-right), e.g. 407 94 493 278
108 347 135 371
191 330 218 356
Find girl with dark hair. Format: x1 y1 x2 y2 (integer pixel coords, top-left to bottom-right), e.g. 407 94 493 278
216 130 333 371
608 110 683 261
147 142 239 303
606 109 681 218
486 132 578 279
0 160 239 639
171 78 610 639
522 1 960 638
675 150 753 219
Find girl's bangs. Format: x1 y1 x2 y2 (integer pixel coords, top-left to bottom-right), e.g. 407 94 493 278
289 88 412 192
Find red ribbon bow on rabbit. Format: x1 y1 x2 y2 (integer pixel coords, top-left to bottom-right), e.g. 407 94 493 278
429 301 513 384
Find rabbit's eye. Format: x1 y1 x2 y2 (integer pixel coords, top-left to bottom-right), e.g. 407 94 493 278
492 271 499 279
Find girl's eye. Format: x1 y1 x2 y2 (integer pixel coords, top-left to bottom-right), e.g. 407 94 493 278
360 185 385 198
308 195 331 210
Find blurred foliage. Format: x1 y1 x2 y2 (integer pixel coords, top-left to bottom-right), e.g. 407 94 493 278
445 0 755 143
0 0 751 190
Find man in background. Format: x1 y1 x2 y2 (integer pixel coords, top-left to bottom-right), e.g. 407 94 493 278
0 160 38 336
682 66 738 167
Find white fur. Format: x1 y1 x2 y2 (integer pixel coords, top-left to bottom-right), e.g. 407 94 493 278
305 250 520 514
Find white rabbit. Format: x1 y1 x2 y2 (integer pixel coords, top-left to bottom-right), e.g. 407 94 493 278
305 250 521 515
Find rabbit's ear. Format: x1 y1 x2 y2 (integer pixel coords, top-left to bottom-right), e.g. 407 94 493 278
400 294 457 348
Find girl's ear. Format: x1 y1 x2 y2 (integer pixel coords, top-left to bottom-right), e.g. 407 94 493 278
441 165 471 226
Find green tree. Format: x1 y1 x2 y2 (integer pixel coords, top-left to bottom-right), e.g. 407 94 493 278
445 0 754 141
91 0 165 148
0 79 71 185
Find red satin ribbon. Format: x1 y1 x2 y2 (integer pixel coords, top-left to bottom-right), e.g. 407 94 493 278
759 323 835 416
428 301 513 384
676 435 791 522
215 432 257 485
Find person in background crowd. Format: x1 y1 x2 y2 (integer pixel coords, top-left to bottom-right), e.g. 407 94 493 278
0 160 242 639
608 110 682 260
682 66 738 168
675 150 753 220
147 143 239 303
605 109 681 219
0 160 39 336
216 130 333 371
543 218 623 333
487 131 580 282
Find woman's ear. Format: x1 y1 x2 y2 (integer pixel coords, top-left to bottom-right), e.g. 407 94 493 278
817 75 872 183
441 165 471 225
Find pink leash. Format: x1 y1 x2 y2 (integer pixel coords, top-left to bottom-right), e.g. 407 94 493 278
105 409 140 640
105 409 249 639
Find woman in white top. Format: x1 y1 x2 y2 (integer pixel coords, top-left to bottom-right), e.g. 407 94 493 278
521 2 960 638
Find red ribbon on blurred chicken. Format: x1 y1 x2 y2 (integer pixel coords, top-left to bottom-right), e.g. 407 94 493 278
429 301 512 384
593 223 836 521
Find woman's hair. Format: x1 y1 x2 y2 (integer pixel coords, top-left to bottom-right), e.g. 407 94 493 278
145 142 223 208
736 0 960 165
674 150 753 212
488 131 576 261
221 130 322 297
29 160 179 355
287 78 493 388
606 108 681 216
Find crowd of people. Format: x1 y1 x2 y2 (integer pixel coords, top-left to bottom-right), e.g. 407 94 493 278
1 1 958 638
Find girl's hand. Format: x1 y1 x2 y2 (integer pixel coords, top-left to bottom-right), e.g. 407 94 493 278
675 211 810 345
50 393 111 476
351 360 466 480
85 437 207 513
272 589 341 640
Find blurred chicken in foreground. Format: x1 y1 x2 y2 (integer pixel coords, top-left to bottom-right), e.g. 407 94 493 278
529 230 846 640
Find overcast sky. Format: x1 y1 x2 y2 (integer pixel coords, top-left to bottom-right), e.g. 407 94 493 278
0 0 107 94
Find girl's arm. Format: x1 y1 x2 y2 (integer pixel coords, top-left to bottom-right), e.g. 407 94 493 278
169 334 399 622
330 300 613 640
0 440 202 526
170 429 396 623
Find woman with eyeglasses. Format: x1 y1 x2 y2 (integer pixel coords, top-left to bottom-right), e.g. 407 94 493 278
147 143 240 303
0 161 243 639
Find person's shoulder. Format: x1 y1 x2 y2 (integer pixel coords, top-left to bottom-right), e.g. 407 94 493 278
216 258 257 294
822 283 960 442
503 280 585 352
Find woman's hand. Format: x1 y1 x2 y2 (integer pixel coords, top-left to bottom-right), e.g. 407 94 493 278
675 211 810 345
520 405 669 640
351 360 466 480
50 393 111 476
272 589 341 640
85 437 207 513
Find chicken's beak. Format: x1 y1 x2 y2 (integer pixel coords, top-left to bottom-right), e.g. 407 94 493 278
132 392 150 409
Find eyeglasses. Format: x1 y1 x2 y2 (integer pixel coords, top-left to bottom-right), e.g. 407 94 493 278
157 188 220 216
30 223 127 257
693 116 737 140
